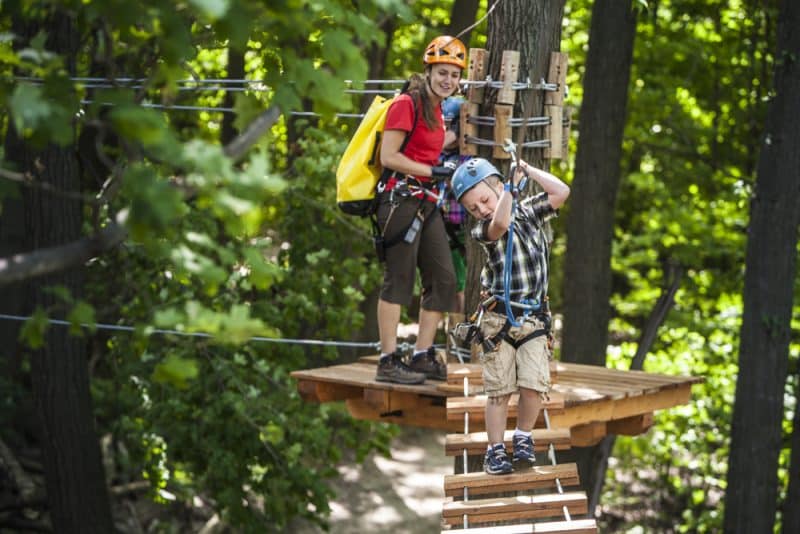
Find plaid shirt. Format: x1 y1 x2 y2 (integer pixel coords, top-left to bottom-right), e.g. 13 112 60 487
471 192 558 303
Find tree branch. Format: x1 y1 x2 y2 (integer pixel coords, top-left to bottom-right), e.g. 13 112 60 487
223 105 282 162
0 223 127 287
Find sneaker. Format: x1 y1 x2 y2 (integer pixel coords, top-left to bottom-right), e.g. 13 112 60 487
375 352 426 385
484 444 513 475
512 433 536 465
408 347 447 380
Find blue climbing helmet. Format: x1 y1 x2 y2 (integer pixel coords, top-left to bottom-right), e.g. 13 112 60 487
442 95 465 124
451 158 503 202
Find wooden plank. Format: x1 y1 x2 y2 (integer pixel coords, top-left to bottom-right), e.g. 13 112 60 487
496 50 520 105
445 428 571 456
444 463 579 497
570 422 607 447
291 361 447 397
446 392 566 422
545 52 568 106
344 397 464 431
561 105 572 156
441 491 588 525
550 383 693 429
443 518 597 534
460 101 479 156
296 380 361 402
543 104 562 160
607 413 654 436
493 104 513 160
467 48 488 103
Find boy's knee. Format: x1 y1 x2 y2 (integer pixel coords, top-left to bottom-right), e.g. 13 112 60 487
488 393 512 406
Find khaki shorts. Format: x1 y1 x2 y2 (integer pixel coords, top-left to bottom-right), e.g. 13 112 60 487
479 311 552 397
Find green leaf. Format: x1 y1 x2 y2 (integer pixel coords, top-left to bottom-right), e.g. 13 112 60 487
9 84 52 136
151 353 199 389
19 308 48 349
67 301 97 336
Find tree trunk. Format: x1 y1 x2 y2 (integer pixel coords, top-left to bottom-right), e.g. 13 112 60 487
561 0 637 369
465 0 566 314
723 0 800 531
3 9 115 533
553 2 637 516
221 45 246 146
446 0 480 45
783 366 800 534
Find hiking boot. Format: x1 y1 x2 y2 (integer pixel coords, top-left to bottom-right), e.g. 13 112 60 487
512 433 536 466
484 443 513 475
408 347 447 381
375 352 426 385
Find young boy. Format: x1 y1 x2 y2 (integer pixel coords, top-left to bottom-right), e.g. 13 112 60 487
451 157 570 475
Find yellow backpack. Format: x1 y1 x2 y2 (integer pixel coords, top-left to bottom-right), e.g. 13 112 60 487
336 94 417 216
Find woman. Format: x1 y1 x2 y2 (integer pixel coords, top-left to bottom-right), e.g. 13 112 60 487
374 36 466 385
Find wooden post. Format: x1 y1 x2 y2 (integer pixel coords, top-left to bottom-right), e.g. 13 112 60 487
493 104 513 159
562 105 572 157
496 50 520 105
466 48 488 103
544 104 563 159
462 48 487 156
544 51 569 160
545 51 568 106
460 102 479 156
493 50 519 159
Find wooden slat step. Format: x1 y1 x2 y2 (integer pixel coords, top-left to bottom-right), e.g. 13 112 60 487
441 491 588 525
442 518 598 533
444 463 579 497
446 392 565 421
445 428 571 456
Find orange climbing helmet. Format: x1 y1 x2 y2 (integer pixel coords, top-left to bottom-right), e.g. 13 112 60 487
423 36 467 69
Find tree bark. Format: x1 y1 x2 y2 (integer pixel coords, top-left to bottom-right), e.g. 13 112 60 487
723 1 800 531
783 365 800 534
221 45 246 146
552 2 637 516
2 9 115 533
561 0 638 369
446 0 481 45
465 0 566 314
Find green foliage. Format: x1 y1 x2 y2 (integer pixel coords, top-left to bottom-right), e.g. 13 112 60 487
564 0 796 531
0 0 408 529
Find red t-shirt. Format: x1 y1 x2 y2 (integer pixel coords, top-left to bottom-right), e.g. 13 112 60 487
384 94 445 168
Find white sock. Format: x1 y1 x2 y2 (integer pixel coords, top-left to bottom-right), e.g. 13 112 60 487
514 428 531 438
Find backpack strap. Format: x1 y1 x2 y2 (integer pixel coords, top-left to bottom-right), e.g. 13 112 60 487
377 94 420 188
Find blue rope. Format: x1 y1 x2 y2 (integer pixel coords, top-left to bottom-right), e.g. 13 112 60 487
503 191 522 327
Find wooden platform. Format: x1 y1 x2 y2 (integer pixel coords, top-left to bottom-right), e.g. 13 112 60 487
290 356 703 446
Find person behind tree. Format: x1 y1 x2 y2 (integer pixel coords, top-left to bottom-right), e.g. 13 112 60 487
440 96 470 334
451 157 570 474
373 36 467 385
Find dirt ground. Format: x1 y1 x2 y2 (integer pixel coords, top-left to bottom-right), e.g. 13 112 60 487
292 426 453 534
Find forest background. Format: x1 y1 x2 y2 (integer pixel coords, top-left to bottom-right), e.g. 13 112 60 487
0 0 798 533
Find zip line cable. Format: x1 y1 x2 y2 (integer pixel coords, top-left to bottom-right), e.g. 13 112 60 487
0 313 381 350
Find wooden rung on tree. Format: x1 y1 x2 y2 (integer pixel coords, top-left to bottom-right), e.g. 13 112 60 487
545 51 568 107
443 462 580 497
444 428 571 456
441 518 598 534
543 104 563 160
441 491 589 526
